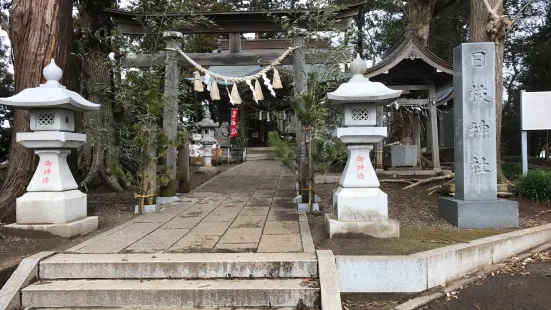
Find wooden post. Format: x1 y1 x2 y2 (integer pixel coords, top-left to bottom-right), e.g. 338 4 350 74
429 84 440 169
413 111 422 168
145 124 157 206
293 38 308 203
376 106 384 169
160 31 183 197
439 111 445 148
178 135 191 193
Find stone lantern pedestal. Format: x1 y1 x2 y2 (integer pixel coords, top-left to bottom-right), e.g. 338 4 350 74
0 59 99 238
324 55 402 239
197 104 219 174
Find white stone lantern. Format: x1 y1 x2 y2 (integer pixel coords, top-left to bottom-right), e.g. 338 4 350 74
323 55 402 239
196 104 219 168
0 59 100 238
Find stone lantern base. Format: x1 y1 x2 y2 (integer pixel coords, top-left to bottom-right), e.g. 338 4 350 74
326 187 400 239
5 190 98 238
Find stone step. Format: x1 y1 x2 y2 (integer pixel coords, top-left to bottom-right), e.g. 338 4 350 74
39 253 318 280
247 156 277 161
247 147 276 153
22 279 320 308
33 307 297 310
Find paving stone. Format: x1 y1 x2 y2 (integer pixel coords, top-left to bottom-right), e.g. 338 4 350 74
219 228 263 244
76 223 162 253
267 210 299 222
203 210 240 222
214 243 258 253
239 206 270 217
258 234 302 253
245 198 273 208
162 205 190 214
133 213 179 223
263 221 300 235
179 208 215 219
125 229 190 253
230 216 267 228
188 221 232 235
168 234 220 252
162 217 202 229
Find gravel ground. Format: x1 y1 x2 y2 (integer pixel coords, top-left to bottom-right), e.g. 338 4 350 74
310 180 551 255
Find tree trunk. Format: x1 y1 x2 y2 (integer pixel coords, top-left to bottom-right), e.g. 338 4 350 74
79 55 126 191
404 0 439 44
0 0 72 220
77 0 127 192
470 0 506 181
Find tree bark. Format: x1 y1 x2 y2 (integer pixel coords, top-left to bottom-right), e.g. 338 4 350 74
404 0 438 44
0 0 72 220
470 0 506 181
77 0 127 192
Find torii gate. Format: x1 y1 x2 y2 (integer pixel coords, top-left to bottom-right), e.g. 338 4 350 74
105 5 362 199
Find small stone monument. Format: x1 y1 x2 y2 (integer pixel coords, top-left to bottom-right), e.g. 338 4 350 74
197 103 219 173
0 59 100 237
323 55 402 239
438 43 519 228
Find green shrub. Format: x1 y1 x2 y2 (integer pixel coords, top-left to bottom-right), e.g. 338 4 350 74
502 162 523 181
514 169 551 203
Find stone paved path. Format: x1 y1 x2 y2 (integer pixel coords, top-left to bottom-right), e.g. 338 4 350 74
68 161 314 254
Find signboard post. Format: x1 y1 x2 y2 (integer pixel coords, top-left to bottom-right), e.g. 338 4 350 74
520 90 551 175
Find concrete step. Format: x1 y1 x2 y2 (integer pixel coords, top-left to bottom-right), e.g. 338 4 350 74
247 147 276 153
22 279 320 308
247 156 277 161
33 307 297 310
39 253 318 280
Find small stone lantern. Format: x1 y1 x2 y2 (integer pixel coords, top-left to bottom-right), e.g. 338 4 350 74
0 59 100 238
323 55 402 239
196 104 219 169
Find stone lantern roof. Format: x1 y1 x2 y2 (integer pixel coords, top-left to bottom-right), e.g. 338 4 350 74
0 59 100 112
196 106 219 129
325 55 402 107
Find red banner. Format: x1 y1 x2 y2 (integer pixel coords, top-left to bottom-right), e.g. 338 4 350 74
230 108 238 138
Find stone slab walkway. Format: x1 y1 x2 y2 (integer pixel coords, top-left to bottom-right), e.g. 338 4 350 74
67 161 314 254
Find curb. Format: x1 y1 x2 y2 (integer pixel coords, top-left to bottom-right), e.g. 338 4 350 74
317 250 342 310
393 242 551 310
336 223 551 293
0 251 56 310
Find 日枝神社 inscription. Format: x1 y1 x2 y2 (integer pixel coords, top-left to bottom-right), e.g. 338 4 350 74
438 42 519 229
469 120 490 138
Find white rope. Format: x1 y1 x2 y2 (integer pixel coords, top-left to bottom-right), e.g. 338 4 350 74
165 47 296 83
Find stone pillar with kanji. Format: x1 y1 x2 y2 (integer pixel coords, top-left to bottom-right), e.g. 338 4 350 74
0 59 100 238
323 55 402 239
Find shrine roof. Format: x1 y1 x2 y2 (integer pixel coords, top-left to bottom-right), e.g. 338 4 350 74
365 26 453 86
105 2 365 35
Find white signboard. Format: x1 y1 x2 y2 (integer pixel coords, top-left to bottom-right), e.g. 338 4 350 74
521 91 551 130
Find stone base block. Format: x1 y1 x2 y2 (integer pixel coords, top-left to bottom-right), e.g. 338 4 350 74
16 190 86 224
325 214 399 239
4 216 98 238
333 187 388 221
134 204 161 214
197 166 218 174
297 202 320 212
156 196 180 205
294 194 321 203
438 197 519 229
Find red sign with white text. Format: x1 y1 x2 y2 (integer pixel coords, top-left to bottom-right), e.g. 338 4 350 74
230 108 238 138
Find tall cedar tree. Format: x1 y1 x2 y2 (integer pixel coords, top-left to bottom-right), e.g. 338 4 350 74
0 0 73 220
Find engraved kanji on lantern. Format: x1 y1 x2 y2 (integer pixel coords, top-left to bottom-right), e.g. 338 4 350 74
0 59 100 238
